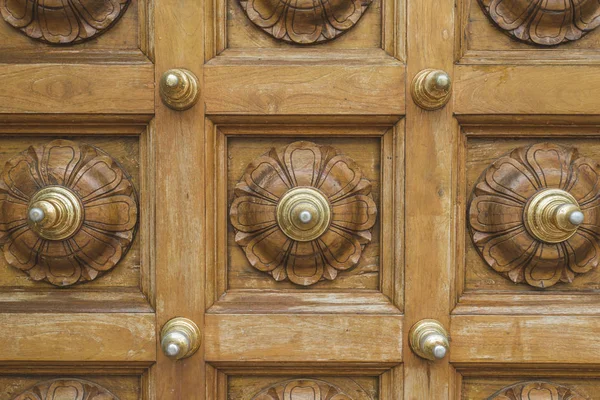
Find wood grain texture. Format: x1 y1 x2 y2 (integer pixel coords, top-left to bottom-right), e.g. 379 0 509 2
0 140 138 286
0 64 154 114
229 140 377 286
404 0 454 396
477 0 600 46
205 314 402 363
204 63 405 115
249 378 371 400
0 313 155 362
0 0 131 44
455 66 600 115
468 142 600 288
451 315 600 364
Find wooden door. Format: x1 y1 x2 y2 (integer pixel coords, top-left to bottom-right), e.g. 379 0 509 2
2 0 600 398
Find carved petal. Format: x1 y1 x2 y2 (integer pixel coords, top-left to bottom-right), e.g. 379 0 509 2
240 0 370 44
4 226 41 271
485 157 539 203
481 0 600 45
0 0 34 28
331 194 377 231
318 155 362 202
37 240 83 286
481 227 538 273
83 195 138 232
317 226 362 271
282 141 322 187
39 139 82 187
564 229 600 274
490 381 587 400
286 240 325 285
70 226 123 272
230 196 278 233
71 155 124 202
525 142 574 189
14 379 119 400
567 156 600 205
2 148 43 201
241 155 292 202
0 193 28 236
242 226 291 272
1 0 130 44
469 195 524 233
251 379 358 400
524 243 565 288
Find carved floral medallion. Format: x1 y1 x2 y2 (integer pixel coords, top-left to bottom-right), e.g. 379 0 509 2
13 379 119 400
489 381 586 399
230 141 377 286
468 143 600 288
252 379 354 400
239 0 371 44
0 140 138 286
0 0 130 44
477 0 600 46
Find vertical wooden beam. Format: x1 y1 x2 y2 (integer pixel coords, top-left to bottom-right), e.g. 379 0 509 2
404 0 456 398
154 1 206 398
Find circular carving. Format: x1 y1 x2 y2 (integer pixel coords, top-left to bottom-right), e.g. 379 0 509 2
276 187 331 242
159 69 200 111
468 142 600 288
239 0 372 45
489 381 587 400
28 186 84 241
229 141 377 286
252 379 370 400
411 69 452 111
477 0 600 46
13 378 119 400
0 140 138 287
1 0 130 45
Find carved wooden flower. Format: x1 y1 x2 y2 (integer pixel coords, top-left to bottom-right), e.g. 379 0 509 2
468 143 600 288
0 140 138 286
230 141 377 286
489 381 586 399
240 0 371 44
0 0 130 44
252 379 353 400
13 379 119 400
478 0 600 46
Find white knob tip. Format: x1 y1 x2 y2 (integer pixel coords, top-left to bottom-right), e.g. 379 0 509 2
298 210 313 224
569 211 584 226
28 207 45 223
435 74 450 90
433 345 447 360
166 343 180 357
165 74 179 88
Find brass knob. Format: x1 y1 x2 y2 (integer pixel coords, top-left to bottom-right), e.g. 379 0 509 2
276 187 332 242
160 317 201 360
159 69 200 111
524 189 584 243
411 69 452 110
409 319 449 361
27 186 84 241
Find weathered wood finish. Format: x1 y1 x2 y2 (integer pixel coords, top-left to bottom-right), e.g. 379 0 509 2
12 379 120 400
488 381 586 400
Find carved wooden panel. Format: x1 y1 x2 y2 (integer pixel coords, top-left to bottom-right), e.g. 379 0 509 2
477 0 600 46
468 142 600 288
12 379 119 400
0 139 138 286
0 0 131 44
239 0 372 45
229 140 377 286
489 381 586 400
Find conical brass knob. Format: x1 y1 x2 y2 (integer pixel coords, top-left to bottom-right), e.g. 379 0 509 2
411 69 452 111
160 317 201 360
409 319 450 361
524 189 584 243
28 186 84 241
159 69 200 111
